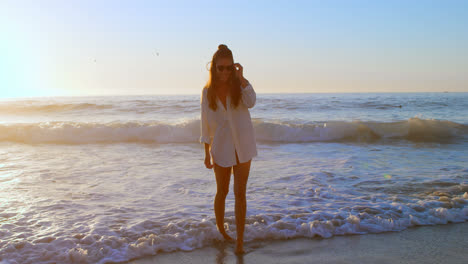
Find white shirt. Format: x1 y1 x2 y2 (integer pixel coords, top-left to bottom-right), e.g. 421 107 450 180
199 83 258 167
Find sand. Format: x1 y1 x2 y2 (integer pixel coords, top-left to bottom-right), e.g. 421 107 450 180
126 222 468 264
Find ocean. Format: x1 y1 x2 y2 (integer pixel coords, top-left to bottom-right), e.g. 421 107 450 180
1 92 467 263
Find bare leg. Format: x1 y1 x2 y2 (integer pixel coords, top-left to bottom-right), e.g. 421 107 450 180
213 162 234 241
233 156 251 254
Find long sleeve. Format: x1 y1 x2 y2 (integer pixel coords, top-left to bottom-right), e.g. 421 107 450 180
241 82 256 108
199 89 211 144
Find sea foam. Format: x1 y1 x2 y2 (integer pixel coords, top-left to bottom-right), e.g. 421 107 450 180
1 191 467 264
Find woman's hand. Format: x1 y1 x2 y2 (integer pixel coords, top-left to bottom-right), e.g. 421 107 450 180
204 155 214 169
234 63 249 88
234 63 244 81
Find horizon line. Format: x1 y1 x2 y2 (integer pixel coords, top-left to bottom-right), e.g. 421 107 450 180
2 91 467 99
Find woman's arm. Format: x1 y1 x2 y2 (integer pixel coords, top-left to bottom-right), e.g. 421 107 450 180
204 142 213 169
240 78 256 108
204 143 210 157
240 77 249 89
199 89 211 144
200 89 213 169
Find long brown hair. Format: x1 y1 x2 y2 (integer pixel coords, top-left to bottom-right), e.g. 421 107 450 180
203 44 241 111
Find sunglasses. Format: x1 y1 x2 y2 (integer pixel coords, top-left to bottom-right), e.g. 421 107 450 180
217 64 234 72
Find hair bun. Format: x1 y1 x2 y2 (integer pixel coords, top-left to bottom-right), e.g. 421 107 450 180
218 44 228 50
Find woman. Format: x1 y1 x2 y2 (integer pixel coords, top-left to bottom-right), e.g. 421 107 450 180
199 44 257 254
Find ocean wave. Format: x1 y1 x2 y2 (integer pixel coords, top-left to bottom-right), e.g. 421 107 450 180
357 102 404 109
0 102 113 114
0 118 466 144
0 101 199 115
254 117 468 143
1 190 467 264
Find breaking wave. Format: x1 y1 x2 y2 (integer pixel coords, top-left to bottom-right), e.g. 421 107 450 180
0 117 466 144
1 189 467 264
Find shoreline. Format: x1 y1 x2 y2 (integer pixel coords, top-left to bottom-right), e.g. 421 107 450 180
126 221 468 264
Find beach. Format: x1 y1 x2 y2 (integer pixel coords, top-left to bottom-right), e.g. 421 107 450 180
3 1 468 263
128 222 468 264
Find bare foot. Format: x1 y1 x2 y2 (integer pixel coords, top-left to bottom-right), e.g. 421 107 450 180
221 232 235 242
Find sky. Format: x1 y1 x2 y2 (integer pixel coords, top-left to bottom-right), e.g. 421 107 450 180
1 0 467 98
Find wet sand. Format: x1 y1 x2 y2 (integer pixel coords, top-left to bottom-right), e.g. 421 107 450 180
126 222 468 264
